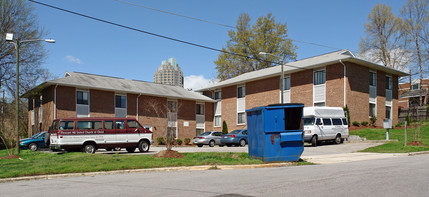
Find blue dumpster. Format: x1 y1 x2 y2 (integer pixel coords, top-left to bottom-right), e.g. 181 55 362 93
246 103 304 162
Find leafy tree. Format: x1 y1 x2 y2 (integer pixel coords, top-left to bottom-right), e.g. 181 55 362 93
359 4 407 70
401 0 429 106
215 13 297 81
0 0 52 98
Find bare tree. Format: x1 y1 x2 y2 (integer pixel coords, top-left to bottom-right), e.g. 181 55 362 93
401 0 428 106
359 4 406 70
0 0 53 98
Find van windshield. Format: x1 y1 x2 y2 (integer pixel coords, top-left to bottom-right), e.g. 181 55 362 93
303 118 315 126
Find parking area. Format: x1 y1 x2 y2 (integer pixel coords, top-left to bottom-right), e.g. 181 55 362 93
93 142 383 156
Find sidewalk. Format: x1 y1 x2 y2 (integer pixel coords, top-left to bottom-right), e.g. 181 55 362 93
301 152 408 164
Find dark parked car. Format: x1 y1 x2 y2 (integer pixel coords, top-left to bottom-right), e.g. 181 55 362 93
193 131 224 147
221 129 248 147
19 131 49 151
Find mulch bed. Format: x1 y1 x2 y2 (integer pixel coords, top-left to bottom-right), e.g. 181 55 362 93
407 141 425 146
0 155 21 160
153 150 183 158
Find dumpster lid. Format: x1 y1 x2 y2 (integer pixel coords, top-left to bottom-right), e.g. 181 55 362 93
246 103 304 113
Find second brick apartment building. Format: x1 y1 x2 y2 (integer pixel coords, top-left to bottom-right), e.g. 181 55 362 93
197 50 408 130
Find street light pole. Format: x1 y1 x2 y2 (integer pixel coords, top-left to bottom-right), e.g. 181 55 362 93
5 33 55 154
259 52 286 104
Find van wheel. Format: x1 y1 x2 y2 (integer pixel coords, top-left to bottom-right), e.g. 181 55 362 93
334 135 342 144
83 144 96 154
126 147 136 153
138 140 150 152
311 136 318 147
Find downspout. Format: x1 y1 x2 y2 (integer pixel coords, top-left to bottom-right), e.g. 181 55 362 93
54 84 58 119
339 60 346 107
136 93 142 121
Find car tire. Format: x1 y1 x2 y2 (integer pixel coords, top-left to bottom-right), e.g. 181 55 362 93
239 139 246 147
334 134 342 144
83 144 96 154
226 144 232 147
197 144 203 147
219 145 224 147
126 147 136 153
311 136 318 147
209 140 215 147
29 143 39 151
138 140 150 152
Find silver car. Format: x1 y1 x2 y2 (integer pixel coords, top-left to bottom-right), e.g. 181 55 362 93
192 131 224 147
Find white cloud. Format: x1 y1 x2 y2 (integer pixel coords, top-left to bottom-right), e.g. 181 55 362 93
65 55 82 65
184 75 218 91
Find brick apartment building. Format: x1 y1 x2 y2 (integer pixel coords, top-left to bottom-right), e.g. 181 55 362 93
196 50 408 130
22 72 215 140
398 78 428 108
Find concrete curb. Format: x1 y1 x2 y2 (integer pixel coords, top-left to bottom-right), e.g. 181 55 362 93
408 151 429 156
0 162 294 183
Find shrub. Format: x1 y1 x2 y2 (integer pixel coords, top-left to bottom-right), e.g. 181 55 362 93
184 138 191 145
352 121 360 127
176 139 183 146
361 121 369 126
370 115 377 127
156 137 165 145
344 105 351 127
222 120 228 134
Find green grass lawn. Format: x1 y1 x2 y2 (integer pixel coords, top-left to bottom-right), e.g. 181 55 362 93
350 122 429 153
0 150 309 179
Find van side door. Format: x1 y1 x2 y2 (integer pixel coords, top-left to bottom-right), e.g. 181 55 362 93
322 118 335 140
126 120 141 143
104 120 116 144
115 120 128 143
332 118 344 137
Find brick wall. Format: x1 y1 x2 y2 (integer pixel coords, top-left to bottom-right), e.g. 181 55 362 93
246 76 279 109
346 63 370 124
139 95 167 141
326 63 345 107
90 89 114 117
56 86 76 118
177 99 196 139
290 69 313 106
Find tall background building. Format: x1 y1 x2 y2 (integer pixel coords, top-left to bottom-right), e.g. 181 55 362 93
153 58 184 87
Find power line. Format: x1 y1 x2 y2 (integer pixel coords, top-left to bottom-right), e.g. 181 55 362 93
29 0 363 78
115 0 348 52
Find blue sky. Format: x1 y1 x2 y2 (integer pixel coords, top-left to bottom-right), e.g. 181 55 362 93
32 0 407 90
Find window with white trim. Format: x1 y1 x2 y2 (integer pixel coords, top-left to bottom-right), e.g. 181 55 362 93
214 115 221 127
369 103 376 117
386 106 391 119
196 103 204 115
386 76 392 90
76 90 90 117
214 91 221 100
237 86 245 98
237 112 246 124
370 71 377 86
115 95 127 108
313 70 325 85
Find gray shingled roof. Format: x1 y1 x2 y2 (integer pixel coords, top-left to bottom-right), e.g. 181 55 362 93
196 50 409 92
22 72 215 102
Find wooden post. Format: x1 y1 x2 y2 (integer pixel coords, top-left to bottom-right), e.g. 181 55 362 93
404 121 407 147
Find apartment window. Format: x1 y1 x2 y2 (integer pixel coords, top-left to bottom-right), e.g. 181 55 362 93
370 71 377 86
313 70 326 85
411 83 419 90
237 86 245 98
386 106 391 119
196 128 204 136
77 91 89 105
115 95 126 108
214 91 221 100
314 102 325 107
284 76 291 90
369 103 376 117
214 115 221 127
196 104 204 115
237 112 246 124
386 76 392 90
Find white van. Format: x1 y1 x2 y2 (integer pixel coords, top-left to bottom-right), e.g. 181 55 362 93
303 107 349 146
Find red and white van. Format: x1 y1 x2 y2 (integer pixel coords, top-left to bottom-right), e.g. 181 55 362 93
49 117 154 153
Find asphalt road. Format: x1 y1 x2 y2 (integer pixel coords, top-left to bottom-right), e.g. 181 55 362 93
2 153 428 197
